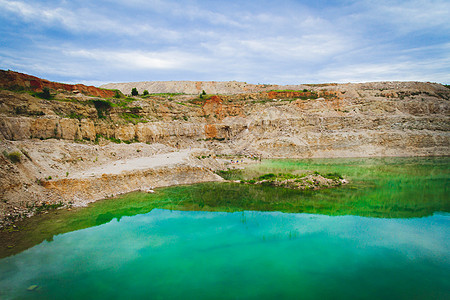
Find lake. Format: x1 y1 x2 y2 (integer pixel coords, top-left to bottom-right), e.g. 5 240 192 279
0 157 449 299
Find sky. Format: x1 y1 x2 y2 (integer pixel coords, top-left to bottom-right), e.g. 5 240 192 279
0 0 449 86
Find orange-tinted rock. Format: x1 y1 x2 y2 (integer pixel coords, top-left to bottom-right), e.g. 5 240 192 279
202 96 243 121
266 90 340 100
0 70 116 98
267 91 304 99
204 124 217 138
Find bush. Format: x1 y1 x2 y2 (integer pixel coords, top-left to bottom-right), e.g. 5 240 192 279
143 90 149 95
257 173 276 180
323 172 343 180
3 151 22 163
114 90 122 98
42 87 51 99
131 87 138 96
32 87 52 100
92 99 112 119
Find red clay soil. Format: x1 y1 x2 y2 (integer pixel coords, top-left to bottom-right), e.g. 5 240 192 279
0 70 116 98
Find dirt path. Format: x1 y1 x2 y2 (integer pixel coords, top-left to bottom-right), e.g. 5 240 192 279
71 149 194 179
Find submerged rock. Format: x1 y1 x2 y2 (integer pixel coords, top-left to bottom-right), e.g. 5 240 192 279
27 285 38 291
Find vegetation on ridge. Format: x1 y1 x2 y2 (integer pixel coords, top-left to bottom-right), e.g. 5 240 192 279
215 170 345 190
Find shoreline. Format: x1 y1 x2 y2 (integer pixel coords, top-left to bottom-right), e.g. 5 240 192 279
0 140 448 228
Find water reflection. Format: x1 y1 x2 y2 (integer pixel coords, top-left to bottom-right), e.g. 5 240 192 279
1 209 449 299
0 156 448 258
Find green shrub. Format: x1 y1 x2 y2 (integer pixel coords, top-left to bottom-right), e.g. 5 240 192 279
32 87 53 100
114 90 122 98
257 173 277 180
3 151 22 163
277 173 299 180
92 99 112 118
143 90 149 95
131 87 138 96
323 172 343 180
67 112 85 120
95 134 122 144
42 87 51 99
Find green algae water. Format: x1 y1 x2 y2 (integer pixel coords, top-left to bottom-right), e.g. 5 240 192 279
0 157 449 299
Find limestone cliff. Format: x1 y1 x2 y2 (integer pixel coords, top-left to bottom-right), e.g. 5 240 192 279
1 80 448 157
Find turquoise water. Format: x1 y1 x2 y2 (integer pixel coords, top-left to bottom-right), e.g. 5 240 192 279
0 157 449 299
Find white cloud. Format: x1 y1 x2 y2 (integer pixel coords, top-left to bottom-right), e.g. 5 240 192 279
315 56 450 83
0 0 448 84
240 34 351 61
66 49 211 70
346 0 450 35
0 0 181 39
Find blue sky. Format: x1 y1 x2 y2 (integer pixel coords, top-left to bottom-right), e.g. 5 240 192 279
0 0 449 86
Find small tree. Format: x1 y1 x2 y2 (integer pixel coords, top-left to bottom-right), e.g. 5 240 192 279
131 87 138 96
42 87 51 99
202 90 206 95
143 90 149 96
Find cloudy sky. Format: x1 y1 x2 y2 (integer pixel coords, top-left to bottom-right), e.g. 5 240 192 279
0 0 449 86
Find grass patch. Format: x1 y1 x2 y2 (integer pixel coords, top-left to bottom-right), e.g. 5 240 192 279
216 169 244 181
257 173 277 180
95 134 122 144
322 172 343 180
120 112 147 124
66 112 85 120
34 202 64 213
113 97 136 108
94 134 137 144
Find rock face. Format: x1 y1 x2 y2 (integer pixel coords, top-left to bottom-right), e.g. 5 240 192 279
0 139 220 226
42 165 222 206
1 80 448 158
0 70 116 98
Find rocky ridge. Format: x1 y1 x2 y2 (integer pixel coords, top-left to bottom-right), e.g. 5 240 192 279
0 70 117 98
100 80 292 95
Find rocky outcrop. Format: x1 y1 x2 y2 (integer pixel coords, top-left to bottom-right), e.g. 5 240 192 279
202 96 244 121
0 139 219 226
0 70 116 98
41 165 222 206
